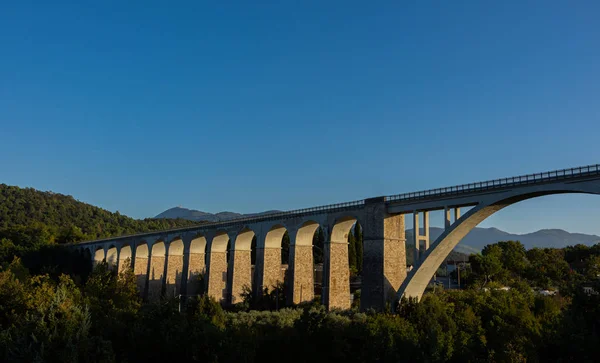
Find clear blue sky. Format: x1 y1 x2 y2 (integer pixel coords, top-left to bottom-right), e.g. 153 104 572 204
1 1 599 234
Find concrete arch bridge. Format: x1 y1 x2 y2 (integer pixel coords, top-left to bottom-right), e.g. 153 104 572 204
74 164 600 311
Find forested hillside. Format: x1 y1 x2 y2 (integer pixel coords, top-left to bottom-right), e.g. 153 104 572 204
0 184 201 244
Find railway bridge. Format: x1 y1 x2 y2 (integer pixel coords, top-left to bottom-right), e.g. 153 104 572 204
74 164 600 311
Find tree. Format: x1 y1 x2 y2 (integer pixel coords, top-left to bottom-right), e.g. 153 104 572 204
470 245 503 287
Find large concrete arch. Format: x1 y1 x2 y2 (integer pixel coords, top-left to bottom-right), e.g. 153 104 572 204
289 220 320 304
207 231 230 302
324 216 356 310
166 238 185 297
148 241 166 301
228 227 255 304
188 234 207 296
399 182 600 301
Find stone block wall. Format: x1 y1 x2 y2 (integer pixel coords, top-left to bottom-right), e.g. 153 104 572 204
261 248 282 292
166 255 183 297
291 245 314 304
187 253 205 295
134 256 148 295
383 215 406 304
326 242 350 310
148 256 165 302
229 250 251 304
207 252 227 302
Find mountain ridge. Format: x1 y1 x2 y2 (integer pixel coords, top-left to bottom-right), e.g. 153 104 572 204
157 207 600 252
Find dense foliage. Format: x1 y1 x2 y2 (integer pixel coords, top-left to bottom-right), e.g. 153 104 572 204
0 184 201 242
0 184 201 274
1 254 599 362
1 184 600 362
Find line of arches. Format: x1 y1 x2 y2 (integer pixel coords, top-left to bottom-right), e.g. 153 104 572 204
82 215 372 310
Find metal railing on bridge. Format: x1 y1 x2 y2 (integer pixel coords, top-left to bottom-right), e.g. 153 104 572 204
385 164 600 204
75 164 600 244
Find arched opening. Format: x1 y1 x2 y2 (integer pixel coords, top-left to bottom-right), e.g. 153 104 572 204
327 216 357 310
166 239 184 297
260 224 287 296
118 245 132 272
207 232 230 303
134 242 149 295
348 221 363 309
291 221 321 304
148 241 166 302
93 247 105 267
188 235 207 296
106 246 118 270
228 227 255 304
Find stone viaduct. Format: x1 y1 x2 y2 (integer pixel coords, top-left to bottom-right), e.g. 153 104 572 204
73 164 600 311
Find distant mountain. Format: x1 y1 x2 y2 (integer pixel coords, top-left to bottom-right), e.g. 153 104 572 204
407 227 600 253
156 207 600 253
155 207 282 223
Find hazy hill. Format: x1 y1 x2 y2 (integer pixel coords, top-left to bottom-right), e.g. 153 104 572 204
157 206 600 253
407 227 600 253
155 206 282 222
0 184 201 244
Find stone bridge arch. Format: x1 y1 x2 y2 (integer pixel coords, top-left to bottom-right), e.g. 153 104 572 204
93 246 105 267
188 234 207 295
289 220 321 304
148 240 166 301
228 227 255 304
166 238 185 297
118 244 132 272
254 224 288 297
206 231 230 302
398 180 600 301
106 245 118 270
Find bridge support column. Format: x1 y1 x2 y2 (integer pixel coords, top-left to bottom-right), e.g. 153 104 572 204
413 211 429 266
134 245 149 299
177 240 191 310
187 252 206 296
255 246 283 297
148 247 166 302
288 243 314 304
166 246 184 298
361 197 406 311
227 248 252 305
323 236 351 310
206 251 228 303
444 207 462 229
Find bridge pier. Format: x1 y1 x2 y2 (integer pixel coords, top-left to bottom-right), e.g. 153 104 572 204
227 229 254 305
289 223 318 304
148 242 166 302
187 236 207 296
413 211 429 265
255 246 282 296
323 240 350 310
361 198 406 311
288 243 314 304
165 239 184 298
444 207 461 229
227 247 252 304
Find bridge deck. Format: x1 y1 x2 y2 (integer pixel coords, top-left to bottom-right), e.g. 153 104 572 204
76 164 600 244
